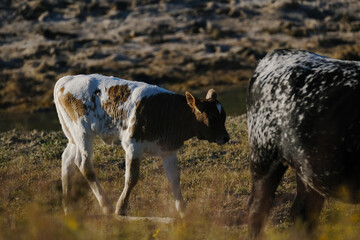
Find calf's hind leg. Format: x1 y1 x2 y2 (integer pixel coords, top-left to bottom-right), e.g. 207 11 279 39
291 175 325 232
115 152 141 215
74 136 113 214
61 143 77 214
248 160 288 239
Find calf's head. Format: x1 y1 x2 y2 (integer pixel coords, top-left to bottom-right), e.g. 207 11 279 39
186 89 230 145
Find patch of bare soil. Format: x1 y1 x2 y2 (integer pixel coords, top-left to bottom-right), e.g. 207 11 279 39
1 0 360 112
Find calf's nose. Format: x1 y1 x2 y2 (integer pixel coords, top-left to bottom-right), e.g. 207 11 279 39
216 133 230 145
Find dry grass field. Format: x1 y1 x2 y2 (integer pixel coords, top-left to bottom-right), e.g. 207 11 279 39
2 0 360 239
1 116 360 239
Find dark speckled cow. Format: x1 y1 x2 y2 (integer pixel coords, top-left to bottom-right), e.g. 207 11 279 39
247 49 360 238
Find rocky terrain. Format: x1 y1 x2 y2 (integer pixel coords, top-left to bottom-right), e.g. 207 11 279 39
1 0 360 113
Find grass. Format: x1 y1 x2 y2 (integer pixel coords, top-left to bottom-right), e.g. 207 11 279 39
1 116 360 239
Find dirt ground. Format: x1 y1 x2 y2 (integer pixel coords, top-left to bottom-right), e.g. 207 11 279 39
1 0 360 113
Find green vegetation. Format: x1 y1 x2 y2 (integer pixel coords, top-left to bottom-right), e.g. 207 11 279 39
1 116 360 239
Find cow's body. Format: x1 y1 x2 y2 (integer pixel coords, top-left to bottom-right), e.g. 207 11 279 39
54 74 229 216
247 49 360 238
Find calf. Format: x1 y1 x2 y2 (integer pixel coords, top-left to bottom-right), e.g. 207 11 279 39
247 49 360 238
54 74 229 216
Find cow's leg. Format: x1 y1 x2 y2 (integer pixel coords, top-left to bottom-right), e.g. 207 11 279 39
248 159 288 239
74 136 113 214
115 152 141 215
61 143 77 214
162 152 186 218
291 175 325 232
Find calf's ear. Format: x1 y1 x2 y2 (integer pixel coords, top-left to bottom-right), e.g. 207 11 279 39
186 91 200 112
206 89 217 100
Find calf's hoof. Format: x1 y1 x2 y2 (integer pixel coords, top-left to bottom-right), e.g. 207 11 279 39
102 205 114 215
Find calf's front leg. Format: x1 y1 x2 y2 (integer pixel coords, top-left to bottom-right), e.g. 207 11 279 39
162 152 186 218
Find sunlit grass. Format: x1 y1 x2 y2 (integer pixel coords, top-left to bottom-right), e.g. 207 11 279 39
1 116 360 239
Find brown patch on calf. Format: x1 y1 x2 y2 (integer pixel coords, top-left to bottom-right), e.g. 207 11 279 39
58 92 86 122
131 93 195 151
102 85 131 120
131 116 136 124
130 91 228 149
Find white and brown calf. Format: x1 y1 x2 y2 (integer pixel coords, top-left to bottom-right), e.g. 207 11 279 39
54 74 229 216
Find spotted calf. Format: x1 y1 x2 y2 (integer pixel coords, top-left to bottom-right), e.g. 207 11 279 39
54 74 229 216
247 49 360 238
